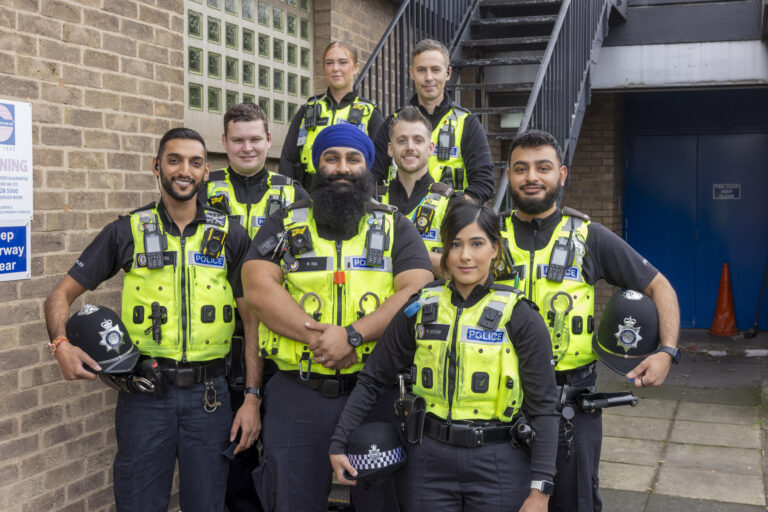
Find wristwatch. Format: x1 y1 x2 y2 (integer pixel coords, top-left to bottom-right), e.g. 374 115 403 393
657 346 681 364
530 479 555 496
244 387 264 399
345 325 363 348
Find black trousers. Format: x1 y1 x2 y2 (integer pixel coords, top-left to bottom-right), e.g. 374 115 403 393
225 389 264 512
253 371 400 512
549 370 602 512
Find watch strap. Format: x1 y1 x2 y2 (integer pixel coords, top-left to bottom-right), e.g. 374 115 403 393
530 479 554 496
658 345 680 364
244 386 264 399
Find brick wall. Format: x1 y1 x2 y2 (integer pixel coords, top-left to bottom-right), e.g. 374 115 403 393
565 92 625 321
0 1 185 511
312 0 396 95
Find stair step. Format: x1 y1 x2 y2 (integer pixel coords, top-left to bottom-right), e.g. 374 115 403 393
487 131 520 140
461 36 550 48
492 160 509 169
472 106 526 115
480 0 560 6
471 15 558 26
448 81 533 92
452 55 543 67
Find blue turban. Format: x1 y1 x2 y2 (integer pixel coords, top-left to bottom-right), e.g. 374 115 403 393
311 124 375 171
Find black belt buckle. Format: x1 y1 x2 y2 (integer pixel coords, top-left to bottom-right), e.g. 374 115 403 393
448 424 480 448
175 367 195 388
319 379 341 398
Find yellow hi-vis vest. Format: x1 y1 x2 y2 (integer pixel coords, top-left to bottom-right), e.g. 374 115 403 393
122 205 236 362
205 169 298 239
388 106 470 190
258 202 396 375
380 181 453 254
298 94 376 175
411 281 524 422
498 210 595 371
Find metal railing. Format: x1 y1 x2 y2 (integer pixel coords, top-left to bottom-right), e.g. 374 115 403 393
492 0 614 210
354 0 478 117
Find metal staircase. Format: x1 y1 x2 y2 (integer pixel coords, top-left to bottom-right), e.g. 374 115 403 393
355 0 626 211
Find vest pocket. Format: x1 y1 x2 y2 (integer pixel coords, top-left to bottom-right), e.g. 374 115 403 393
456 340 503 414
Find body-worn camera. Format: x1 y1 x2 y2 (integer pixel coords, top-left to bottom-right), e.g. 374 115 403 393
200 227 227 259
288 225 313 255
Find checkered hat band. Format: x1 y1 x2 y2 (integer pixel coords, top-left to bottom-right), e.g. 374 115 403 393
348 446 404 470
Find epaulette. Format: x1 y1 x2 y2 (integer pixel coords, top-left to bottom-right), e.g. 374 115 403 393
129 202 157 214
269 173 292 186
376 184 388 197
451 105 471 117
428 181 454 197
520 297 540 312
356 97 376 108
562 207 590 222
208 169 227 181
369 199 397 214
286 197 311 210
490 282 524 295
424 278 447 288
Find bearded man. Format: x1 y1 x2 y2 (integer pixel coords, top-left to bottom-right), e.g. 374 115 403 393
243 123 433 511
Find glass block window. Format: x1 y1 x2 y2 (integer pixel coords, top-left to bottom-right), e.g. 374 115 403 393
186 0 313 131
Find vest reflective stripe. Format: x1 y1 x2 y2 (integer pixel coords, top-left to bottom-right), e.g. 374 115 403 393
380 184 451 254
499 213 595 371
258 205 396 375
388 107 469 190
205 169 298 239
298 96 376 175
412 283 523 422
122 206 235 361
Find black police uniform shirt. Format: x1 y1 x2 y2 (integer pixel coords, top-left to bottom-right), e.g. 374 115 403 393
329 278 560 482
200 166 310 211
278 89 385 180
507 209 659 292
68 198 250 298
384 172 438 215
370 93 495 204
245 200 432 276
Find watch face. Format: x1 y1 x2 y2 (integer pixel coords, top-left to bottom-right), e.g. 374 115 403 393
347 327 363 348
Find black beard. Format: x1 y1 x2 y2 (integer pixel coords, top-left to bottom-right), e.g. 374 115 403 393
510 181 561 216
311 169 374 239
160 171 202 201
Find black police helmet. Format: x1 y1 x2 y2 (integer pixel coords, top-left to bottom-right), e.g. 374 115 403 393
65 304 139 374
345 422 407 486
593 290 660 376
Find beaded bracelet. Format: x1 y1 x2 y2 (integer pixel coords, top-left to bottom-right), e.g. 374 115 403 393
48 336 69 355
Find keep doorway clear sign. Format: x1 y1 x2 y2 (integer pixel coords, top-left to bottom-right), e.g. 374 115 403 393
0 221 30 280
713 183 741 200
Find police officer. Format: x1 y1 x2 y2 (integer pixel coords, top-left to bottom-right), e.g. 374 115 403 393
497 129 681 512
243 123 433 511
330 201 559 512
44 128 256 512
203 103 307 512
379 105 464 276
279 41 384 192
370 39 494 204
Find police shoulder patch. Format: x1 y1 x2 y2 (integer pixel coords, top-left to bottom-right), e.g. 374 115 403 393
562 207 590 222
129 202 157 215
428 182 454 197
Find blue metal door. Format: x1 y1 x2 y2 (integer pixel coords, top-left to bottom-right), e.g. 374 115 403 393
625 134 768 329
624 136 698 327
696 134 768 330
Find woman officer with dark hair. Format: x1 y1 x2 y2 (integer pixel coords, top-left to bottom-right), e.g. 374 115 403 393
329 201 559 511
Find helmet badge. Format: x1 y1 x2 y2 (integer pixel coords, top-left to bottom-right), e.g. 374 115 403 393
99 318 125 353
615 316 642 353
366 444 382 464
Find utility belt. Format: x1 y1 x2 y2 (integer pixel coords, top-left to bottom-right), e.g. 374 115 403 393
423 414 522 448
555 362 596 386
153 357 227 388
285 371 358 398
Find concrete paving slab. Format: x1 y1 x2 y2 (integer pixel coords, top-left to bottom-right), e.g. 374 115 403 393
646 494 768 512
598 461 656 492
655 466 765 506
602 398 677 419
601 436 664 466
682 386 762 406
676 402 758 425
686 361 764 389
599 489 648 512
669 419 761 449
663 442 762 475
603 415 672 441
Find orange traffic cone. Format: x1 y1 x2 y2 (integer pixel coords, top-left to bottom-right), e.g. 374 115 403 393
709 263 739 336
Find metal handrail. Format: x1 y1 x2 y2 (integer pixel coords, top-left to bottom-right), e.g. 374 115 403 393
355 0 478 117
492 0 614 211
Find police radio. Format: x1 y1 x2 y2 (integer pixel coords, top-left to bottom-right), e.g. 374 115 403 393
265 189 284 217
413 203 435 235
546 236 572 283
200 227 227 259
436 125 454 161
366 217 387 267
143 221 166 270
304 102 319 129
